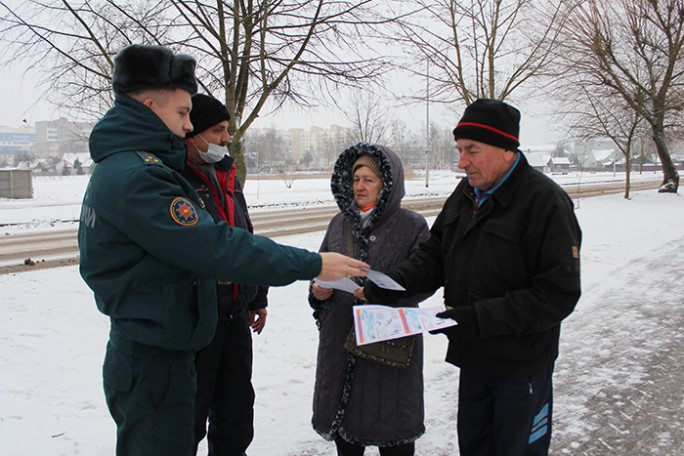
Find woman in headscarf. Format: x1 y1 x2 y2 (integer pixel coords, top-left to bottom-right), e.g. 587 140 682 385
309 143 431 456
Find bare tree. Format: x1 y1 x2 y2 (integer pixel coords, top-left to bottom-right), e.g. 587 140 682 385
557 0 684 193
386 120 425 168
0 0 396 184
566 86 649 198
342 91 399 144
386 0 569 108
0 0 171 119
634 134 657 175
243 126 289 172
429 124 457 168
318 129 349 169
278 162 297 189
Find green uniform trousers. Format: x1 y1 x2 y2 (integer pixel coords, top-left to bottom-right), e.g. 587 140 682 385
103 330 197 456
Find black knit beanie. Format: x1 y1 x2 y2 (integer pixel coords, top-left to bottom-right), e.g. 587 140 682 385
452 99 521 151
112 44 197 95
186 94 230 137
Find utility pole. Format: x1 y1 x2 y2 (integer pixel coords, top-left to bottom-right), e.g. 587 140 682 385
425 59 430 188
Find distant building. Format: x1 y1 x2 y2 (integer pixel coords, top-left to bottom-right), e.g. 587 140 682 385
0 125 35 156
549 156 571 173
526 152 551 173
287 124 349 167
34 118 94 158
524 145 556 156
58 152 93 175
288 128 305 162
579 148 617 169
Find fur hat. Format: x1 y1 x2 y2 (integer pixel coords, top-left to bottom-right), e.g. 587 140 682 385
112 44 197 95
186 94 230 137
353 154 381 178
452 99 521 151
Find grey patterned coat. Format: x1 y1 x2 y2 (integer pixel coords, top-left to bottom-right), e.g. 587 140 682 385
309 143 431 447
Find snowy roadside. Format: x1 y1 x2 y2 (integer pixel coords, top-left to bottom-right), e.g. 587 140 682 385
0 171 662 233
551 192 684 455
0 178 683 455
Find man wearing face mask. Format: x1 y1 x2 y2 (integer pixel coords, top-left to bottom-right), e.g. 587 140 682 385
182 93 266 456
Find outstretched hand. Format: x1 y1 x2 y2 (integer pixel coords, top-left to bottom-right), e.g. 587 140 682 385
317 252 369 282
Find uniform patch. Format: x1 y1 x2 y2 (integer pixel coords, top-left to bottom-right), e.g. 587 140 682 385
170 197 198 226
572 245 579 259
136 151 162 165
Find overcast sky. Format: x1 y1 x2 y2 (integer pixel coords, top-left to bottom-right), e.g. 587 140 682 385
0 33 565 148
0 69 564 148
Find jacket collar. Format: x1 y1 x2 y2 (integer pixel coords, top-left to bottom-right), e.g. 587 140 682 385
89 94 187 170
463 152 529 208
215 154 235 172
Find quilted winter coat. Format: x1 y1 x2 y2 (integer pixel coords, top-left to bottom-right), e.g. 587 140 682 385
308 143 431 446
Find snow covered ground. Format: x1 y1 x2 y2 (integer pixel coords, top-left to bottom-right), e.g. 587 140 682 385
1 170 682 455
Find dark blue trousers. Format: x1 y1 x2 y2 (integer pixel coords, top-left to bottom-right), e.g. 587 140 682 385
456 366 553 456
194 308 255 456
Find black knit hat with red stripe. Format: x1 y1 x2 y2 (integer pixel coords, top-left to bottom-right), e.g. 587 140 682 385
452 98 521 151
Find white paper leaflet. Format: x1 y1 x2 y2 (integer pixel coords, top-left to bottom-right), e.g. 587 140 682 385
314 268 405 293
352 304 457 345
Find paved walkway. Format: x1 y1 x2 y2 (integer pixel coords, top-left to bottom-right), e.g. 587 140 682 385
552 239 684 455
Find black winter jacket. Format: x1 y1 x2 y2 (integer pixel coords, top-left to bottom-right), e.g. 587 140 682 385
181 157 268 316
393 153 582 375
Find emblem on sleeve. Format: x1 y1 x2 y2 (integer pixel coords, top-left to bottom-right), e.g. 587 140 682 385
170 197 198 226
572 245 579 259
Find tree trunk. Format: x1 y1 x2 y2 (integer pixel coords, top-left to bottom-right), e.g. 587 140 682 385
624 151 631 199
229 140 247 188
652 128 679 193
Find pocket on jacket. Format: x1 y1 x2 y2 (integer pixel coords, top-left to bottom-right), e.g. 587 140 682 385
482 220 521 243
467 288 490 306
479 221 526 276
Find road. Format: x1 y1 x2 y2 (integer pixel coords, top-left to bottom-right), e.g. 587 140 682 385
0 180 660 274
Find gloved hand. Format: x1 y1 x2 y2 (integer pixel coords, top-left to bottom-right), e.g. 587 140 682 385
362 275 406 305
430 305 479 342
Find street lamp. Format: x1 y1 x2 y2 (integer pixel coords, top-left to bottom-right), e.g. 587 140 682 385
425 59 430 188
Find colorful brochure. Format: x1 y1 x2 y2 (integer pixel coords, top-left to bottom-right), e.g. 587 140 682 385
352 304 457 345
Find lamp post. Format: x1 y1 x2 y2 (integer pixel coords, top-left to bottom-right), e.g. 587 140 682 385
425 59 430 188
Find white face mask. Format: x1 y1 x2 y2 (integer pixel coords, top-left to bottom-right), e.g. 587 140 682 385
197 134 227 163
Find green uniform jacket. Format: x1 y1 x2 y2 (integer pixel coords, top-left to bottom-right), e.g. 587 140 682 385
78 94 321 351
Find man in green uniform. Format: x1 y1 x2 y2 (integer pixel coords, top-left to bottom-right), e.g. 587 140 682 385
78 44 367 456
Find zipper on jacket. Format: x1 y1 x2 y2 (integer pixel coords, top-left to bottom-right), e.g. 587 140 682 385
466 191 480 220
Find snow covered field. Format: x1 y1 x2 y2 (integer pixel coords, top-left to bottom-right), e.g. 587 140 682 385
1 170 682 455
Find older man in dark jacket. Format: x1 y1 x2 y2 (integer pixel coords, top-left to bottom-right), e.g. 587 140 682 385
364 99 581 456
